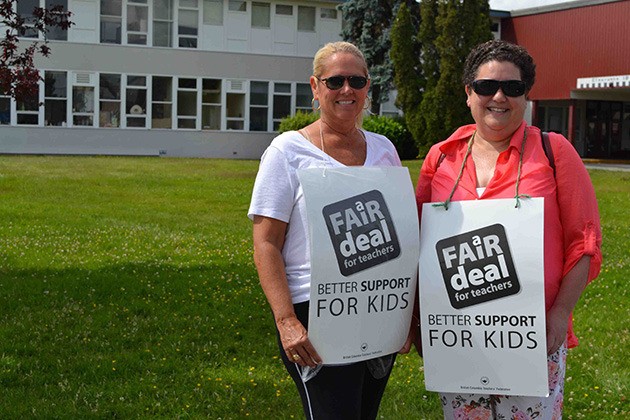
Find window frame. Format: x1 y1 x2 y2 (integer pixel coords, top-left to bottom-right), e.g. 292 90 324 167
251 2 271 29
124 74 149 128
99 73 122 128
177 77 199 129
178 0 200 48
44 70 68 127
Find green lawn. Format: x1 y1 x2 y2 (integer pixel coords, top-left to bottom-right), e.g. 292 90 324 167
0 156 627 419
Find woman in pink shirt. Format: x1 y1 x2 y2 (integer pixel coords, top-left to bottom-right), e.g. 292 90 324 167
416 40 602 419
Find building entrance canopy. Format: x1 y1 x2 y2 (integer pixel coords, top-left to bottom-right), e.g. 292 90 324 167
573 75 630 101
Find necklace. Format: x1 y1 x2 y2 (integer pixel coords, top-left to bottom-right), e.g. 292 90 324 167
318 120 367 165
318 121 326 155
433 128 529 210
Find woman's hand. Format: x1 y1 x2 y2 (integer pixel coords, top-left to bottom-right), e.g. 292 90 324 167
277 316 321 368
545 305 570 355
545 255 591 355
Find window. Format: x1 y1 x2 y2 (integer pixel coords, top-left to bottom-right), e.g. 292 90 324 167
272 83 291 131
0 94 9 125
152 76 173 128
17 91 40 125
127 0 149 45
73 85 95 126
48 0 69 40
202 79 222 130
44 71 67 126
178 1 199 48
177 78 198 129
17 0 39 38
228 1 247 12
296 83 312 113
101 0 122 44
252 3 270 29
204 0 223 25
226 93 245 130
297 6 315 32
100 73 121 127
153 0 174 47
125 75 147 127
320 8 337 20
250 81 268 131
276 5 292 16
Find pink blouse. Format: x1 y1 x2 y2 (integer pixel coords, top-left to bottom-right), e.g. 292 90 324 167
416 121 602 347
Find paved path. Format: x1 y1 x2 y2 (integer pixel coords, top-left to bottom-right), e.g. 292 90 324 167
584 163 630 172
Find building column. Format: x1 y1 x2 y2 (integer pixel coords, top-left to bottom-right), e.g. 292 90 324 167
530 100 539 127
568 99 576 145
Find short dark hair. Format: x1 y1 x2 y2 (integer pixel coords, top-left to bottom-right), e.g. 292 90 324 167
462 40 536 93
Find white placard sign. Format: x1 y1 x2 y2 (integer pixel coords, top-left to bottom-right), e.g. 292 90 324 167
419 198 548 397
298 167 419 364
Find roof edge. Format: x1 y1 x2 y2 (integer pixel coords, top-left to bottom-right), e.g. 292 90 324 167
510 0 623 17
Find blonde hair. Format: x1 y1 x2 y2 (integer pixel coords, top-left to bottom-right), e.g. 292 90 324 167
312 41 369 78
312 42 371 126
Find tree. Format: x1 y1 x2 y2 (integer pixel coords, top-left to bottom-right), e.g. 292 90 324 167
340 0 419 115
1 0 72 102
428 0 492 144
390 0 493 154
390 2 424 150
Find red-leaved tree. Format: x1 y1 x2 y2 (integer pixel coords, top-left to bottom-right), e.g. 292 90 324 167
1 0 72 101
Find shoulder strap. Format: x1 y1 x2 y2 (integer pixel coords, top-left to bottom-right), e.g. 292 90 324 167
541 131 556 177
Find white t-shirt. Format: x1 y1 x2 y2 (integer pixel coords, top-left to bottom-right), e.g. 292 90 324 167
248 129 402 303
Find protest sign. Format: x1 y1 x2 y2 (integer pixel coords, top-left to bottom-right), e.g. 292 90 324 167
419 198 548 397
298 167 419 364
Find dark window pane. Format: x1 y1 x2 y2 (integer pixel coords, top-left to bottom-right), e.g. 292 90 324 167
101 18 122 43
45 100 67 126
45 71 67 98
250 107 267 131
100 74 121 100
0 98 10 124
153 77 173 102
273 95 290 119
250 81 268 105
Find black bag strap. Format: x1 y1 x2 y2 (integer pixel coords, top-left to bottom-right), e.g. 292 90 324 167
541 131 556 177
436 152 446 169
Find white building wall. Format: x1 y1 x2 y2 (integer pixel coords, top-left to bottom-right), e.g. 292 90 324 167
0 126 272 158
1 0 344 158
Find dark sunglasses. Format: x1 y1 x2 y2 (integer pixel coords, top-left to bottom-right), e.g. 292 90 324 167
471 79 527 97
316 75 369 90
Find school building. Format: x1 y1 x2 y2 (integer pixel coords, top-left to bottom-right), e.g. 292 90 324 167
502 0 630 159
0 0 628 159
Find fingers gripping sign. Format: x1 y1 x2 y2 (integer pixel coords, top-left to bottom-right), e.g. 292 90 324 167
278 317 322 368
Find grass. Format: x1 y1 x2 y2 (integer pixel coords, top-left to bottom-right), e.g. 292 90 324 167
0 156 627 419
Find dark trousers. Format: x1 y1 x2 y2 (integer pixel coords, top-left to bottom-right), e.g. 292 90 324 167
277 301 395 420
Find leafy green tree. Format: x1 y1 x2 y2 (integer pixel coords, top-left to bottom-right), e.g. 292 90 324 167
390 2 423 152
424 0 493 147
340 0 419 115
390 0 492 154
419 0 440 90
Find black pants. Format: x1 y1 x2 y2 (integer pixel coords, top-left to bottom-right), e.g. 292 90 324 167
276 301 396 420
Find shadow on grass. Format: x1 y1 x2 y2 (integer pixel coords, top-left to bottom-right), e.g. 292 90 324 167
0 261 300 418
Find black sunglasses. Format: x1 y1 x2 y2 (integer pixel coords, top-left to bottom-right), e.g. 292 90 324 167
316 75 369 90
471 79 527 97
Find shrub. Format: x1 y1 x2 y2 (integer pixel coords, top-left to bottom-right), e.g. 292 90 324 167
278 111 319 133
278 112 418 160
363 115 418 159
